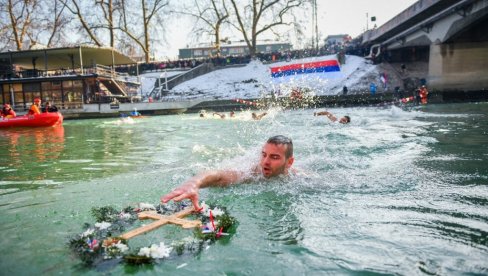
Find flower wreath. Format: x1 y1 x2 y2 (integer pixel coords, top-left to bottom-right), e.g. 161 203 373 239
69 202 237 266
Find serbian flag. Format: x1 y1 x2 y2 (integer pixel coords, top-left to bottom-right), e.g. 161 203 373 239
270 59 341 81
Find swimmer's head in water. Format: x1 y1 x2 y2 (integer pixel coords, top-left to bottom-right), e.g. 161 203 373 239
260 135 294 178
340 116 351 124
266 135 293 158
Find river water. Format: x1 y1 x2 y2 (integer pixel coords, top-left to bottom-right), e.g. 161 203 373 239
0 103 487 275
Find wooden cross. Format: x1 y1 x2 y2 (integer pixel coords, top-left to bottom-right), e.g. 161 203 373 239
120 207 202 240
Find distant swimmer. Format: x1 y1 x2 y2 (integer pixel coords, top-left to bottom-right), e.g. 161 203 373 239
130 108 141 116
252 112 267 120
199 110 208 118
229 111 235 117
314 110 350 124
213 112 226 119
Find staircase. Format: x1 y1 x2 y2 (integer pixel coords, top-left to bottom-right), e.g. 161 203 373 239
99 78 127 97
149 62 247 100
377 62 405 91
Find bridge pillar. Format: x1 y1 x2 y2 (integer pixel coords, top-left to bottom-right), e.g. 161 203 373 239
429 42 488 91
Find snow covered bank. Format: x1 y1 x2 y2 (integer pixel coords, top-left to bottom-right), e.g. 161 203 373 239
140 55 379 100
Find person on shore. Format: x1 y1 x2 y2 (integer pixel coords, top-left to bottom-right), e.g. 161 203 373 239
43 101 58 113
290 89 302 100
1 104 16 118
252 112 267 120
414 89 421 105
419 85 429 104
161 135 295 210
28 98 42 115
314 110 350 124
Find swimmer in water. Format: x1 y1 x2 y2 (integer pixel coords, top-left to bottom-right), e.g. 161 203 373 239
213 112 226 119
161 135 295 210
252 112 267 120
314 111 350 124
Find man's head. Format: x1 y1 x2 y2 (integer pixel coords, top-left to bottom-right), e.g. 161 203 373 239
260 135 294 178
339 116 351 124
4 104 11 110
34 98 41 105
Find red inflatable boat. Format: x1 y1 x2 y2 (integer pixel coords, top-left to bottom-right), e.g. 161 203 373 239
0 112 63 128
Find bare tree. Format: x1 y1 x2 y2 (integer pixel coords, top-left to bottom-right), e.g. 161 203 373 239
62 0 104 46
37 0 71 47
178 0 229 57
4 0 39 50
96 0 116 48
117 0 170 62
228 0 306 57
0 0 71 50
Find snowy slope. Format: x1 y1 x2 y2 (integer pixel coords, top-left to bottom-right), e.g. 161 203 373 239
140 55 378 100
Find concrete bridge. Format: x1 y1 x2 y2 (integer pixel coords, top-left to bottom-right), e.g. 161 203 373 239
360 0 488 91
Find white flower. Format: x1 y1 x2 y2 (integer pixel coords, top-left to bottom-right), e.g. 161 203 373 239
138 242 172 259
199 202 225 217
115 242 129 253
139 203 156 211
200 202 211 217
211 207 225 217
81 228 95 237
95 221 111 230
119 213 132 220
138 247 151 258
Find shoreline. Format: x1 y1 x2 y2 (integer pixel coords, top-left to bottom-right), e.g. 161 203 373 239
186 90 488 113
53 89 487 120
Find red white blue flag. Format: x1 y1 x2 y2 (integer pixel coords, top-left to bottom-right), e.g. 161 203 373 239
270 59 341 79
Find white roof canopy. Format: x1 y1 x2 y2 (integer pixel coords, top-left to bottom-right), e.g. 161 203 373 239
0 45 136 70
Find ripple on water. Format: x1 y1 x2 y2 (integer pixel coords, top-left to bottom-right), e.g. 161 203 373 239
59 159 93 163
0 104 487 274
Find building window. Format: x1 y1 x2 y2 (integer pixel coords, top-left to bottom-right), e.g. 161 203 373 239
229 47 244 54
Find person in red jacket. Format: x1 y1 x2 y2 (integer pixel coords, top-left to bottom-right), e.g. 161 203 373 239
1 104 16 118
28 98 42 115
419 85 429 104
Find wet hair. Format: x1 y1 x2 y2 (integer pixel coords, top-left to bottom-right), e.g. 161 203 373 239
267 135 293 158
344 116 351 123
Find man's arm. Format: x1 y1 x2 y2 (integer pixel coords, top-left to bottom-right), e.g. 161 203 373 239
161 170 245 210
213 112 225 119
257 112 267 119
314 111 337 122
